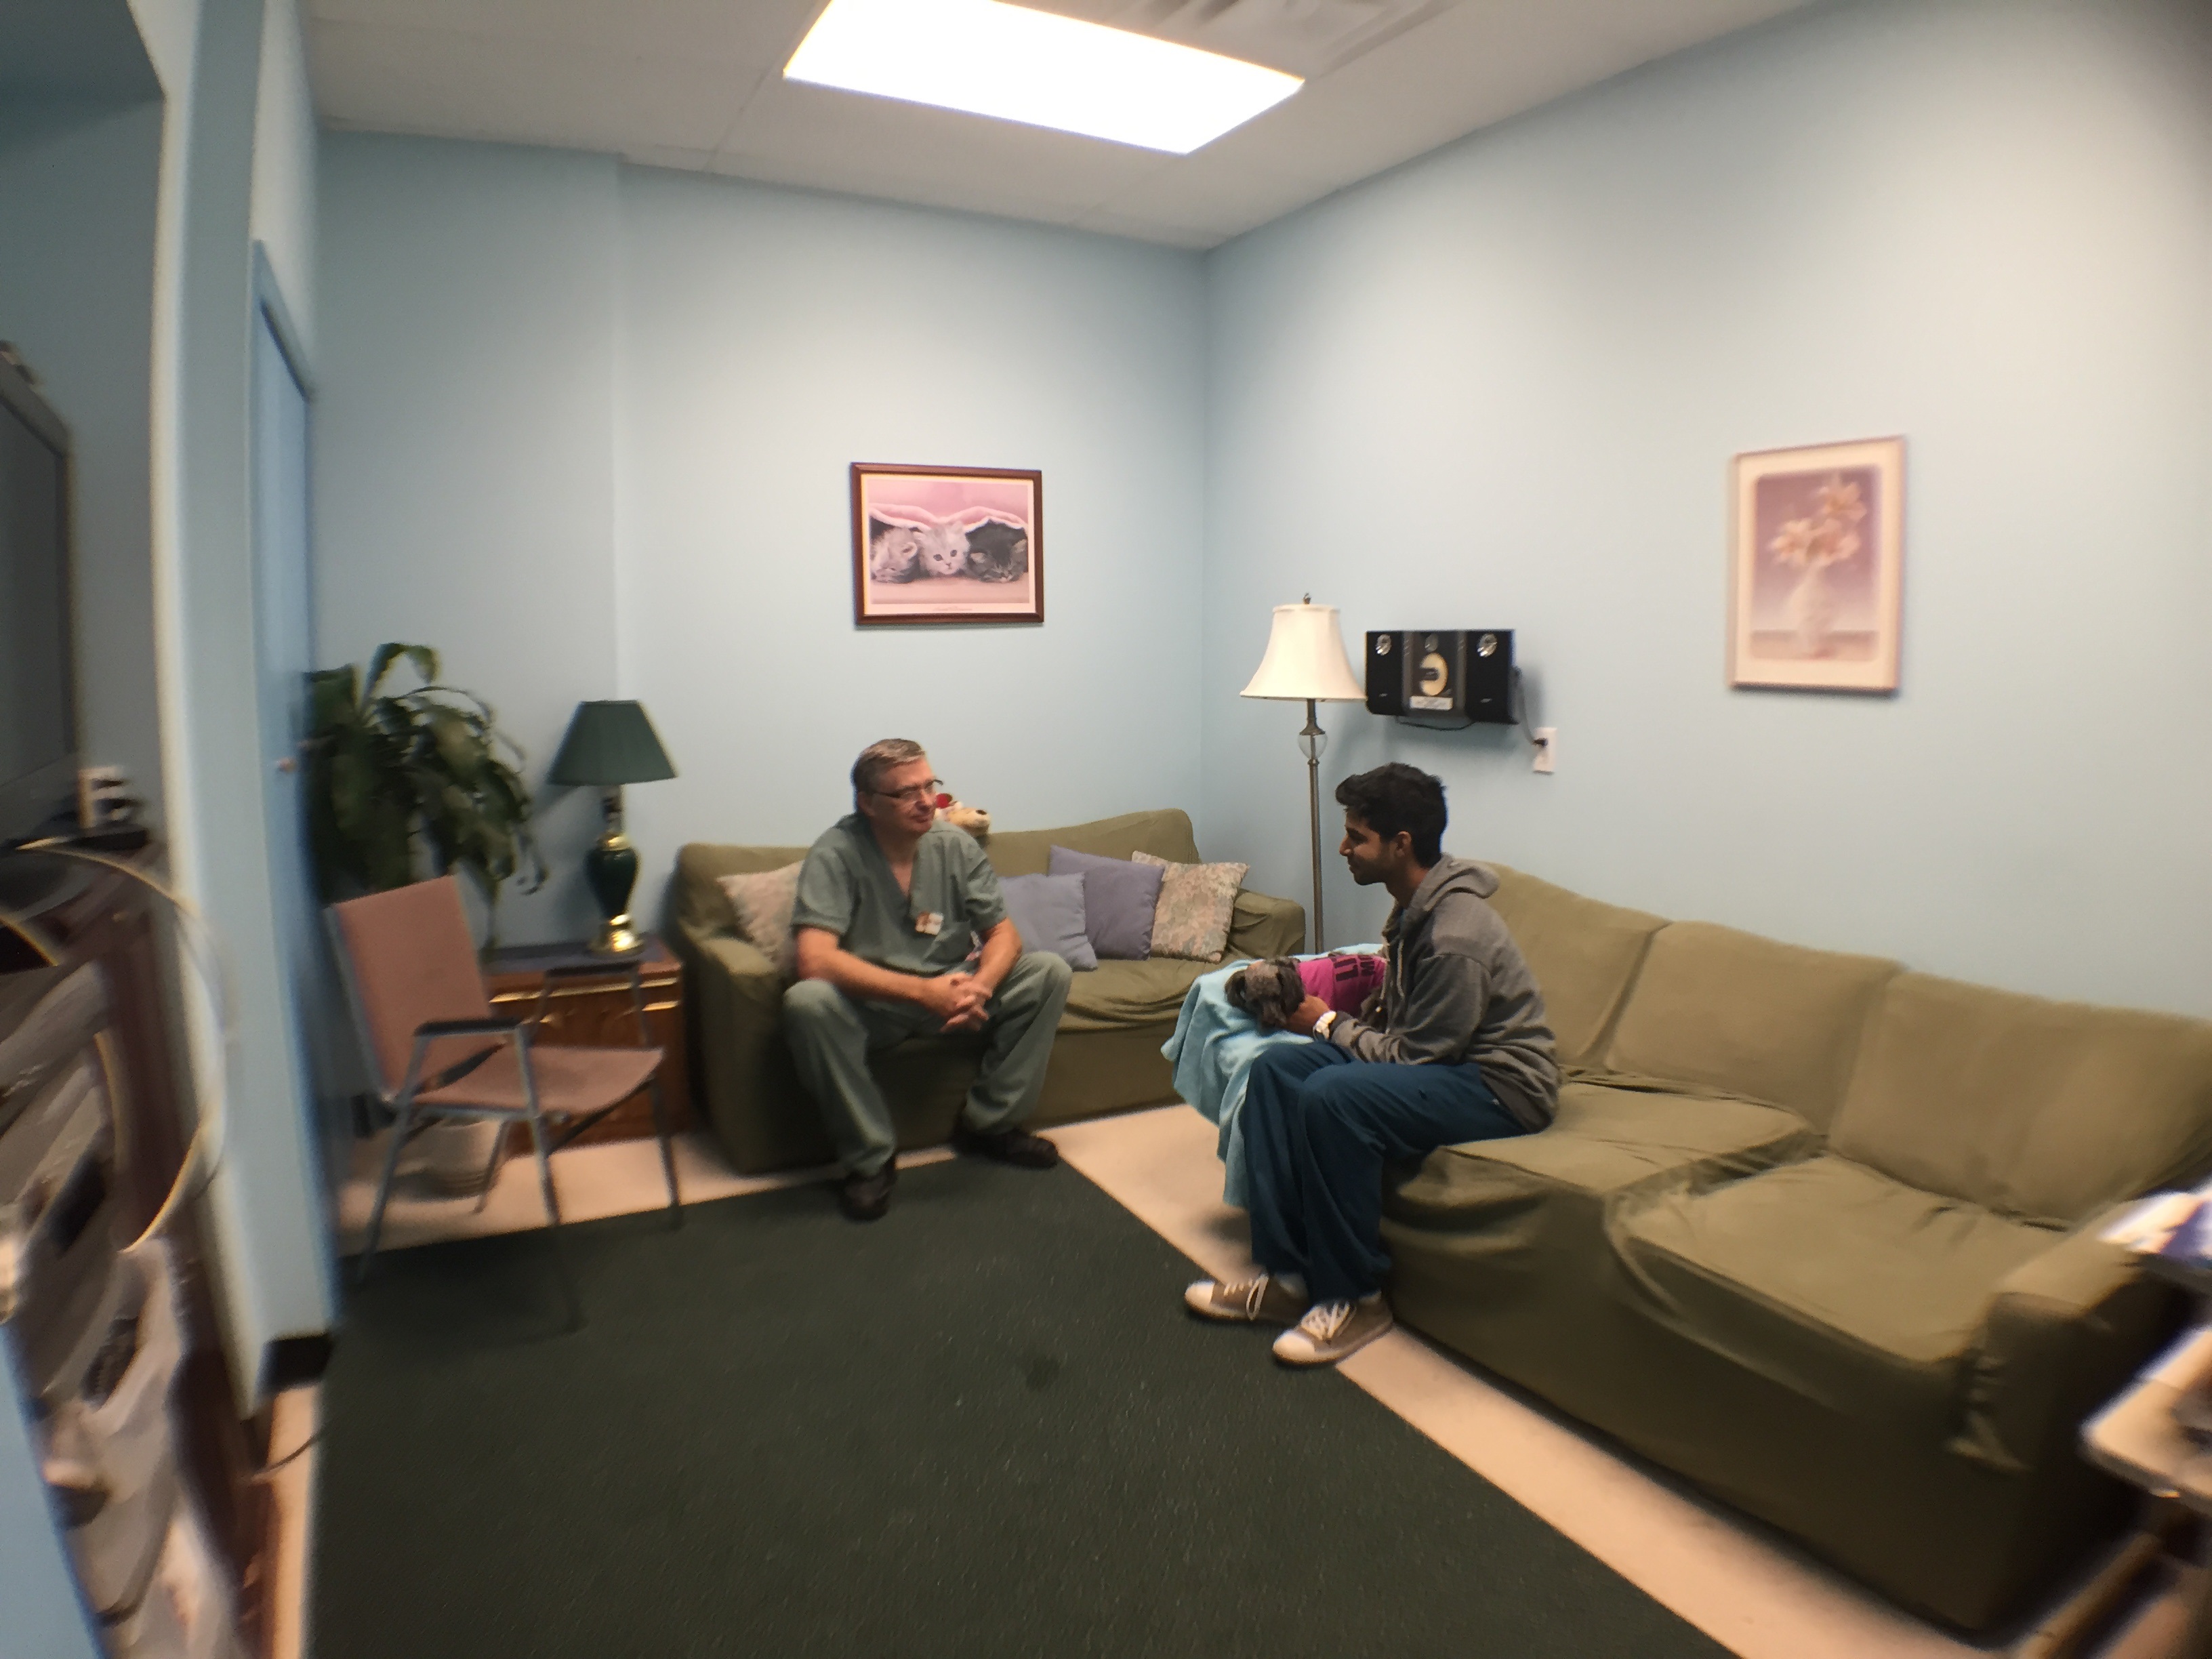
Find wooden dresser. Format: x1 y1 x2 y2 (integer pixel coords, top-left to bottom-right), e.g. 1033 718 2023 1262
480 937 695 1144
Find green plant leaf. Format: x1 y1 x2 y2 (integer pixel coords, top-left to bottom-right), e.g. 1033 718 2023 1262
304 643 543 902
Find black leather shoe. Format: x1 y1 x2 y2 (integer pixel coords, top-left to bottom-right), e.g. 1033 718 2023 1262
838 1163 897 1221
951 1126 1059 1169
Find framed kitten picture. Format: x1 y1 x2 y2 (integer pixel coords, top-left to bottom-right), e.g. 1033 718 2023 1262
851 463 1044 626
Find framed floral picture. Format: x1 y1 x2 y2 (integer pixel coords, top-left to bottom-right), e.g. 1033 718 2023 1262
1727 436 1905 693
851 463 1043 627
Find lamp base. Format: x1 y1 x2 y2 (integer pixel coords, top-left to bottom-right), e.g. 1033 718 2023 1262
583 815 643 956
590 918 644 956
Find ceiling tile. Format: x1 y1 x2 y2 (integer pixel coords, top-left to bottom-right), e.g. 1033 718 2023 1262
311 19 764 153
308 0 1816 250
1073 161 1325 245
310 0 819 65
718 76 1172 211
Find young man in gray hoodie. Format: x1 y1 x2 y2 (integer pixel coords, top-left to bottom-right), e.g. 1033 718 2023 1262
1186 763 1559 1366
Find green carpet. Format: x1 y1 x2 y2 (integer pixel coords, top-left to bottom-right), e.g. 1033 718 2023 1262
313 1158 1733 1658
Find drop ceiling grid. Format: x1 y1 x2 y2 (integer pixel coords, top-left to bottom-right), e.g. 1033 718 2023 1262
305 0 1814 249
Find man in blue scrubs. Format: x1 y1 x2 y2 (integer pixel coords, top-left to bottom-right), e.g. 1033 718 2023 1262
785 739 1072 1221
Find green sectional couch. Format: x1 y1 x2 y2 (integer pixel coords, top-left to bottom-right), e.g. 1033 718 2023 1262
1382 865 2212 1633
670 809 1303 1175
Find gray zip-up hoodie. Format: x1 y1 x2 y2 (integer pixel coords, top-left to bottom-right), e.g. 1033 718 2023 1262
1323 857 1560 1131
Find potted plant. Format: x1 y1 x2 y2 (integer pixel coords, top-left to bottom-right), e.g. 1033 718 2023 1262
306 644 544 1193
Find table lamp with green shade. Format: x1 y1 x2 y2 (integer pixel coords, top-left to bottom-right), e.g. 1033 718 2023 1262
548 700 677 955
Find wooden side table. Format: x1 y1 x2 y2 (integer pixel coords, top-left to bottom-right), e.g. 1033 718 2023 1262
480 937 694 1146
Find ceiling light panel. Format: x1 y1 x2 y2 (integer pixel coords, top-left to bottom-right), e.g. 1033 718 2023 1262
1025 0 1452 79
784 0 1303 155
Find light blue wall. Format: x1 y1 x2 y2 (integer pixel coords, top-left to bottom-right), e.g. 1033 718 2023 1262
314 144 1210 942
314 136 621 945
1203 0 2212 1014
615 171 1208 879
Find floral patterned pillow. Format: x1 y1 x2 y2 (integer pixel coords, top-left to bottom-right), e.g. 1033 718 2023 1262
1134 852 1249 962
718 861 804 977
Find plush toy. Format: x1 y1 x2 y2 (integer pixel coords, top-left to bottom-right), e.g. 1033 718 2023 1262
933 791 991 838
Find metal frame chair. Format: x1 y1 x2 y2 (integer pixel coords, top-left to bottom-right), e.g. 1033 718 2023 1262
327 877 682 1303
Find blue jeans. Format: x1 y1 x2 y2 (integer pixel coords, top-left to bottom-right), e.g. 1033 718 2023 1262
1241 1040 1527 1304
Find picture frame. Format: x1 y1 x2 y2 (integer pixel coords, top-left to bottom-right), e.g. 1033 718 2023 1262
1727 436 1905 693
851 463 1044 627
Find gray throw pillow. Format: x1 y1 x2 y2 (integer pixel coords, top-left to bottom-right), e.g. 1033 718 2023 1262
998 874 1098 971
1047 846 1164 960
718 862 804 977
1134 851 1249 962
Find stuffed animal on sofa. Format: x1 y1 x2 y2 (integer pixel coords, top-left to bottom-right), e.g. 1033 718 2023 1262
1225 951 1387 1031
933 791 991 838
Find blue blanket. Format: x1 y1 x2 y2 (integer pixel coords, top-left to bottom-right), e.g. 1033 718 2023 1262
1162 950 1382 1207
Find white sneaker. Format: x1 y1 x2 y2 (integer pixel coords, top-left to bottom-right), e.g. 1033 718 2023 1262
1271 1294 1393 1366
1183 1274 1307 1326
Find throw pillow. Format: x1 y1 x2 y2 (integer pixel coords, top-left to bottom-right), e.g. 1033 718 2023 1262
1046 846 1165 960
998 873 1098 971
718 862 804 977
1134 851 1249 962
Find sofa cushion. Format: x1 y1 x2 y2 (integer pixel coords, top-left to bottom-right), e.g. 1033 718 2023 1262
1599 922 1897 1127
1061 956 1218 1033
676 842 810 937
1049 846 1164 960
1830 973 2212 1225
1482 865 1665 1067
1393 1081 1819 1224
1134 851 1248 962
1382 1082 1819 1436
717 862 804 978
983 808 1204 876
1612 1155 2058 1437
998 874 1098 972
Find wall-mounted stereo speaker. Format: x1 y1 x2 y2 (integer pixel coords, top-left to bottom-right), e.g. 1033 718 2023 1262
1365 630 1515 727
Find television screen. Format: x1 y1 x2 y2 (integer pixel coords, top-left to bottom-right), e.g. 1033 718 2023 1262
0 354 76 842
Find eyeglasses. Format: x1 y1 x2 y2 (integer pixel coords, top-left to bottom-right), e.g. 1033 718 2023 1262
867 778 943 806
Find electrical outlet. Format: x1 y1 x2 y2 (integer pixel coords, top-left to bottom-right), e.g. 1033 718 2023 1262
1532 729 1557 775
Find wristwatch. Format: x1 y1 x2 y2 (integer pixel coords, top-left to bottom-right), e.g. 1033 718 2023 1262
1313 1010 1338 1041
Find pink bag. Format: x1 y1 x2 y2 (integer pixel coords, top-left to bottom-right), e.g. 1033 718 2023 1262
1296 951 1387 1016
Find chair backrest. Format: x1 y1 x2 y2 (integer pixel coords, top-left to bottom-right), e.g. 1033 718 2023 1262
327 876 495 1099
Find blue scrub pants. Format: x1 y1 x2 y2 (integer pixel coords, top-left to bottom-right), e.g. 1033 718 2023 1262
1241 1040 1528 1305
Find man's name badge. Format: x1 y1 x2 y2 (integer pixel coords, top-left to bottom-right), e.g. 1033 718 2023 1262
914 912 944 936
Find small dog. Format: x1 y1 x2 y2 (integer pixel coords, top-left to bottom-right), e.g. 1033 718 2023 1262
1225 958 1308 1030
1226 952 1387 1031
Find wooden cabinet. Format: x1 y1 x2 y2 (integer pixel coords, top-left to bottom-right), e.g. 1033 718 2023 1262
480 937 693 1145
0 847 268 1652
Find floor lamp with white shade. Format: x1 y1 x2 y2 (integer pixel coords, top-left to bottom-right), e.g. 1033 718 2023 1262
1240 596 1368 952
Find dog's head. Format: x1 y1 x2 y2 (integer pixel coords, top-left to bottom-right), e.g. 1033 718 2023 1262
1225 957 1307 1031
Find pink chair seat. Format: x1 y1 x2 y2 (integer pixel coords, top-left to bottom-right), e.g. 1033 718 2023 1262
417 1042 664 1118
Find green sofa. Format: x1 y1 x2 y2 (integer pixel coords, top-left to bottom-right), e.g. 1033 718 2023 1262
1382 864 2212 1633
670 808 1303 1175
